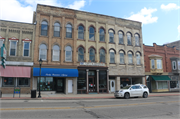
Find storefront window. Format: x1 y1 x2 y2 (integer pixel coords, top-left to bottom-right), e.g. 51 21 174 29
2 77 15 87
37 77 53 91
99 71 107 89
157 81 167 89
18 78 30 87
77 70 86 90
178 61 180 70
170 81 179 88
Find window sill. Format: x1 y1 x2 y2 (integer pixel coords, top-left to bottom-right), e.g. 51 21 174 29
65 38 73 40
109 42 115 44
39 35 48 38
99 41 106 43
88 40 96 42
119 43 125 45
127 45 133 46
77 39 85 41
9 55 16 57
52 60 60 62
52 36 61 38
136 64 142 66
64 61 73 63
110 63 116 64
135 45 141 47
119 63 126 65
128 64 134 65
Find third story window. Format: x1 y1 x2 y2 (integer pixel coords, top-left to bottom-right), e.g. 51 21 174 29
157 59 162 69
10 41 17 56
127 33 132 45
109 30 114 43
54 22 60 37
23 42 30 57
66 24 72 38
41 21 48 36
99 28 105 42
78 25 84 39
89 27 95 41
119 31 124 44
135 34 140 46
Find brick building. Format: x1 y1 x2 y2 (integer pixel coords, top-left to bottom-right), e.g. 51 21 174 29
0 20 35 94
32 4 145 94
144 43 180 92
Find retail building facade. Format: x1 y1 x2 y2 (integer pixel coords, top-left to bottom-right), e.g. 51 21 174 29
0 20 35 93
144 43 180 92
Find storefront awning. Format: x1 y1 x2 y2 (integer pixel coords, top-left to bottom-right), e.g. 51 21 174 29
33 68 78 77
0 66 31 78
151 75 171 81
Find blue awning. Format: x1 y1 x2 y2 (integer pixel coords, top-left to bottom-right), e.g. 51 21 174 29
33 68 78 77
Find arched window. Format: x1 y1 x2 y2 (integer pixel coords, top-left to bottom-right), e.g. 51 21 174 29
119 51 124 64
135 34 140 46
41 21 48 36
110 49 115 63
128 51 133 64
78 47 84 62
89 27 95 41
78 25 84 39
109 30 114 43
54 22 60 37
172 61 177 70
99 28 105 42
119 31 123 44
39 44 47 60
66 24 72 38
52 45 60 61
127 33 132 45
100 49 105 63
89 48 95 62
136 52 141 65
65 46 72 61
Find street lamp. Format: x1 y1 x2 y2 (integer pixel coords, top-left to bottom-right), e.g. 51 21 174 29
38 58 43 98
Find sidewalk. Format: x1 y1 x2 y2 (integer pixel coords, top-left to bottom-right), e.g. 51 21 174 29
0 92 180 100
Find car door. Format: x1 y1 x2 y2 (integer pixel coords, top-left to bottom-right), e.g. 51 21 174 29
135 86 142 96
130 86 136 96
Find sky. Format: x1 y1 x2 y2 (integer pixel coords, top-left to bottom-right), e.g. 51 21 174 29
0 0 179 46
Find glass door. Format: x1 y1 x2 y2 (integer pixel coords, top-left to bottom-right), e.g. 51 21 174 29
56 78 64 93
89 77 96 92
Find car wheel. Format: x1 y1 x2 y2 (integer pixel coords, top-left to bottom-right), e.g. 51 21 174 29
143 92 148 98
124 93 130 99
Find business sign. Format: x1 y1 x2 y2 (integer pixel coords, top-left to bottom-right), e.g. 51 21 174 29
1 44 6 69
80 62 105 66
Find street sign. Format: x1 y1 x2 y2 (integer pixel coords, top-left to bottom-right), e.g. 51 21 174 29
1 44 6 69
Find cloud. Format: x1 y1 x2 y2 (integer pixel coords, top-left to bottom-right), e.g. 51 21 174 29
127 7 158 25
89 0 92 5
178 25 180 39
68 0 85 10
0 0 86 23
161 3 180 11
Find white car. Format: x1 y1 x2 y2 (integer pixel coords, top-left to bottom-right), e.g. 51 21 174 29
114 84 149 99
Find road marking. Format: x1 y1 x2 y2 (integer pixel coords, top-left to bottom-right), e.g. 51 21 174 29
1 100 179 111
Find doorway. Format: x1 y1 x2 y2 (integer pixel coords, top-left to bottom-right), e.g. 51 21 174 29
89 76 96 92
54 78 65 93
110 80 115 92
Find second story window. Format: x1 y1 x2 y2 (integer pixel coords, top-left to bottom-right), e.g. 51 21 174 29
89 48 95 62
119 31 123 44
178 61 180 70
89 27 95 41
136 52 141 65
128 52 133 64
151 59 155 69
110 49 115 63
127 32 132 45
78 25 84 39
65 46 72 62
10 41 17 56
23 42 30 57
39 44 47 60
99 28 105 42
54 22 60 37
41 21 48 36
0 40 3 48
66 24 72 38
172 61 177 70
119 51 124 64
135 34 140 46
157 59 162 69
100 49 105 63
78 47 84 62
52 45 60 61
109 30 114 43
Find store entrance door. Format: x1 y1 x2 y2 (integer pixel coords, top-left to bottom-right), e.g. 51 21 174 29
56 78 64 93
89 76 96 92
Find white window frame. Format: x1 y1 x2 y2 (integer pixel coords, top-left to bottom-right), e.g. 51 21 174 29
136 53 141 65
128 52 133 64
151 59 155 69
172 61 177 70
0 39 4 48
157 59 162 69
110 50 115 63
178 60 180 70
52 45 60 61
9 40 18 56
65 46 72 62
23 41 31 57
39 44 47 60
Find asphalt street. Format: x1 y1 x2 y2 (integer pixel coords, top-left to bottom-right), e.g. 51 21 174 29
0 96 180 119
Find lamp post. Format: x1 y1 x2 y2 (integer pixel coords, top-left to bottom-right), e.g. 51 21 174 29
38 58 43 98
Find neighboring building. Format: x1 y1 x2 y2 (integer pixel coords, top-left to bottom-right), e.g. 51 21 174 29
165 40 180 50
0 20 35 93
32 4 145 94
144 43 180 93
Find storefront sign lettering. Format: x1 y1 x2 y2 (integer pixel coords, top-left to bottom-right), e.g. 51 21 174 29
45 73 68 77
80 62 105 66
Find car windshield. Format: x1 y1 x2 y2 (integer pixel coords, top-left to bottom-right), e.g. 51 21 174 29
122 85 131 89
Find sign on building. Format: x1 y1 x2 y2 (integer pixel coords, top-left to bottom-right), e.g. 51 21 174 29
1 44 6 68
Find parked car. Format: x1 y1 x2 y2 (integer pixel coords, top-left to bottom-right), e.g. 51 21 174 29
114 84 149 99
